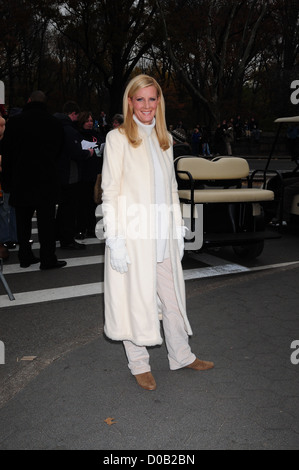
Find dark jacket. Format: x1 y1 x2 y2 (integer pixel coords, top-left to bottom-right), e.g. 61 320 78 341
54 113 91 186
1 101 64 206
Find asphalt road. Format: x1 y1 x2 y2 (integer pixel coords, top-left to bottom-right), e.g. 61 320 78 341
1 155 298 394
0 154 299 450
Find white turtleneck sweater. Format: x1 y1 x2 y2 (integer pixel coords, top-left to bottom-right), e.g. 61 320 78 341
133 115 169 262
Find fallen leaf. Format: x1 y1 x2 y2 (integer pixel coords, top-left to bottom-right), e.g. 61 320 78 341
104 417 117 426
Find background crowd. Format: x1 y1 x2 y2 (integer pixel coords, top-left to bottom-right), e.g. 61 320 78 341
170 115 262 160
1 92 298 264
0 93 274 266
0 93 123 267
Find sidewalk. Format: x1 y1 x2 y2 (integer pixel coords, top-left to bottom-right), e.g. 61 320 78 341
0 265 299 450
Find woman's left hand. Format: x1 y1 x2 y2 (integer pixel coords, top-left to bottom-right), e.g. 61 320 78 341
176 225 188 260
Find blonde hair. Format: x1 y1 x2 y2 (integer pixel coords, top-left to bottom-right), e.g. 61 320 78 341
120 74 171 151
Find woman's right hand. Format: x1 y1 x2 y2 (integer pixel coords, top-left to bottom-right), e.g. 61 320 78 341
107 238 131 274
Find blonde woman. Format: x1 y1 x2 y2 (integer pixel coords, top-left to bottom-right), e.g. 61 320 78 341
99 75 214 391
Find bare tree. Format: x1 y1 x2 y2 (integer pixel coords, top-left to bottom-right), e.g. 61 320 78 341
263 0 299 116
50 0 158 114
156 0 268 124
0 0 59 106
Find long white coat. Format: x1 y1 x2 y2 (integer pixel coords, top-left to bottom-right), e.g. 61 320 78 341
101 125 193 346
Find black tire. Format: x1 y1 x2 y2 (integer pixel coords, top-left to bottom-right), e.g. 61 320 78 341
232 241 264 260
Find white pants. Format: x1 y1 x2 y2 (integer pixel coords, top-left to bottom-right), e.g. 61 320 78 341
123 258 196 375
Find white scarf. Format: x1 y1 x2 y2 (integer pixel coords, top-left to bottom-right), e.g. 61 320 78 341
133 115 169 261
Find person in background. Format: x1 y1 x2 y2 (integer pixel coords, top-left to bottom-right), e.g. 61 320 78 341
244 120 251 139
213 123 224 156
54 101 94 250
0 114 10 260
249 117 261 142
76 111 104 238
234 115 243 140
112 114 124 129
99 110 110 135
223 125 234 156
201 126 211 157
286 124 299 161
191 127 202 156
0 105 7 120
1 91 66 269
98 74 214 392
0 113 17 252
270 175 299 227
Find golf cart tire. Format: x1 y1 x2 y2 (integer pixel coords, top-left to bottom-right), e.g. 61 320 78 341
232 240 264 260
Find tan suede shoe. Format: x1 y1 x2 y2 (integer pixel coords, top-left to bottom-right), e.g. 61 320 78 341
135 372 157 391
185 358 214 371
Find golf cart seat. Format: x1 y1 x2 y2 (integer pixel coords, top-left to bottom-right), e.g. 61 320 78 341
291 194 299 216
176 156 273 223
175 156 275 258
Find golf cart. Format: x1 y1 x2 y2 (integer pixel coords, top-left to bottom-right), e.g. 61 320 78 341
252 116 299 227
175 155 277 260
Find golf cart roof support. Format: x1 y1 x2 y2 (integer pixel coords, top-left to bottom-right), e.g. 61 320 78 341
264 116 299 172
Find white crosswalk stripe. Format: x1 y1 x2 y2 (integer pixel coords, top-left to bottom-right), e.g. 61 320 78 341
0 283 104 307
1 220 298 308
1 245 299 307
2 255 105 275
